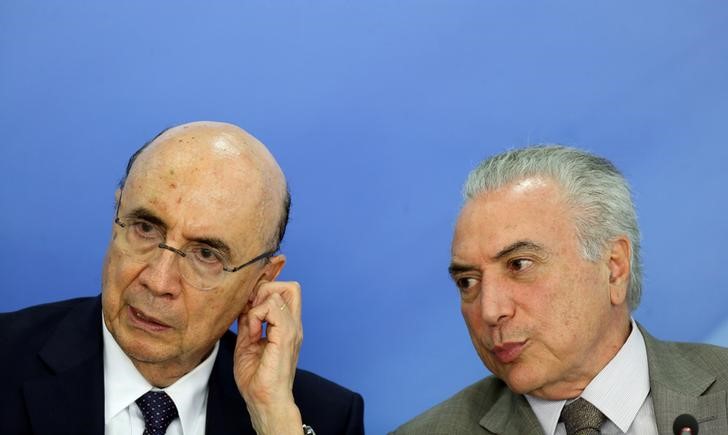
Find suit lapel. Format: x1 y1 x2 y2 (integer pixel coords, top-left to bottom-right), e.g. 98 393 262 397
642 326 728 434
477 326 728 435
23 297 105 435
479 385 545 435
205 332 255 434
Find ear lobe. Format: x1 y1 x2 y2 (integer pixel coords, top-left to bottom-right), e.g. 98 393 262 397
608 237 631 305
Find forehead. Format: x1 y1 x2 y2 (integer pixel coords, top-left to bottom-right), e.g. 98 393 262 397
452 177 578 257
121 139 267 248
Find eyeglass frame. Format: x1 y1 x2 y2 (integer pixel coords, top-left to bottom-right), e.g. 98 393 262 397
113 188 279 280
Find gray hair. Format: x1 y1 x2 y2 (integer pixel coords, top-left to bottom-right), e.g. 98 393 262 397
463 145 642 310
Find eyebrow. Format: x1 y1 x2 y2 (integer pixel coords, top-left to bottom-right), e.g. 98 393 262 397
448 262 478 276
126 207 167 229
493 240 547 260
124 207 233 260
448 240 547 276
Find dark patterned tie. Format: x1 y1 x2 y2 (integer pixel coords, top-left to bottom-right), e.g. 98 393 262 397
560 398 606 435
135 391 179 435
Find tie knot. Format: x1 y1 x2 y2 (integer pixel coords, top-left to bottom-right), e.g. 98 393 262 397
136 391 179 435
560 398 605 435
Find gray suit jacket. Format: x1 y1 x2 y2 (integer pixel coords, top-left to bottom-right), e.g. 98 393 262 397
392 327 728 434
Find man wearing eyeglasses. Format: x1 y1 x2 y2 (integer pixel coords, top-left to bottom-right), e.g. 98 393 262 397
0 121 364 435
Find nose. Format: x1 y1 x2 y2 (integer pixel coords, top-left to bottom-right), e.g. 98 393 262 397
479 278 515 326
138 247 184 297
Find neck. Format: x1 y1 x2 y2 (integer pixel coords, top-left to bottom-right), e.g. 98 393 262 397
531 313 632 400
133 363 188 388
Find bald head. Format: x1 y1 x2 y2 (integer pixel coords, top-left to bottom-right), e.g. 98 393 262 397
120 121 290 250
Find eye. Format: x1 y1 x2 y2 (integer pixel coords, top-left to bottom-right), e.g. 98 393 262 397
129 220 163 241
190 246 225 266
454 276 480 293
508 258 534 272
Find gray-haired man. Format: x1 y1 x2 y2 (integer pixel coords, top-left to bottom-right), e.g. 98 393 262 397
393 146 728 435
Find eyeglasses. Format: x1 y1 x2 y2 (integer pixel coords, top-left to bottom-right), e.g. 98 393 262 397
113 191 277 290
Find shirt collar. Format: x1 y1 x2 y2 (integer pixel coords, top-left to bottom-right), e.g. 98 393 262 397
102 314 219 434
526 318 650 434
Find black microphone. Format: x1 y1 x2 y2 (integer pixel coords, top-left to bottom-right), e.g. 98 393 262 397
673 413 699 435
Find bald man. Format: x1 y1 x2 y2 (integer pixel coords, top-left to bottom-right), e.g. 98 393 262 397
0 122 364 435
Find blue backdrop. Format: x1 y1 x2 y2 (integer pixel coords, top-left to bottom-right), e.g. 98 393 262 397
2 2 728 433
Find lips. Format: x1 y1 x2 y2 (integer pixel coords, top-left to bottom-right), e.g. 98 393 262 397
491 341 527 364
128 306 171 332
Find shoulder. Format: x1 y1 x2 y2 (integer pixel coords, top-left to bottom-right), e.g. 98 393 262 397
293 368 364 434
293 367 363 404
392 376 505 435
656 339 728 383
642 324 728 372
0 297 96 349
640 323 728 400
217 329 362 403
0 296 102 432
667 340 728 363
217 330 364 434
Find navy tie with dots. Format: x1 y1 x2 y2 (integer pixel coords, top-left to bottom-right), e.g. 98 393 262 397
136 391 179 435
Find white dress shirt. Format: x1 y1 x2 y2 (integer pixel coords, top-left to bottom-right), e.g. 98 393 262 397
526 319 658 435
103 316 219 435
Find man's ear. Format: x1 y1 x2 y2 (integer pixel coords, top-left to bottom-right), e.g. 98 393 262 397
262 254 286 282
247 254 287 305
607 236 631 306
114 189 121 208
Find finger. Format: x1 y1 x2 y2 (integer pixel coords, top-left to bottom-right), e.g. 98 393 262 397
253 281 302 320
237 313 260 345
243 300 274 342
253 280 300 313
248 292 289 327
256 287 303 351
253 280 298 306
247 293 300 346
242 293 302 383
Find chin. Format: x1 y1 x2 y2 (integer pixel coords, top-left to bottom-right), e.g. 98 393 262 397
503 379 537 395
495 364 542 396
115 329 176 364
123 342 176 364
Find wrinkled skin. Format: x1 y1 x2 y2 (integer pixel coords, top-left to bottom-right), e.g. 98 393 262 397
450 176 632 400
102 121 303 433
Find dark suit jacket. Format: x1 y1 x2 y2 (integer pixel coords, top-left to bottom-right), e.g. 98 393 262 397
392 325 728 434
0 297 364 435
